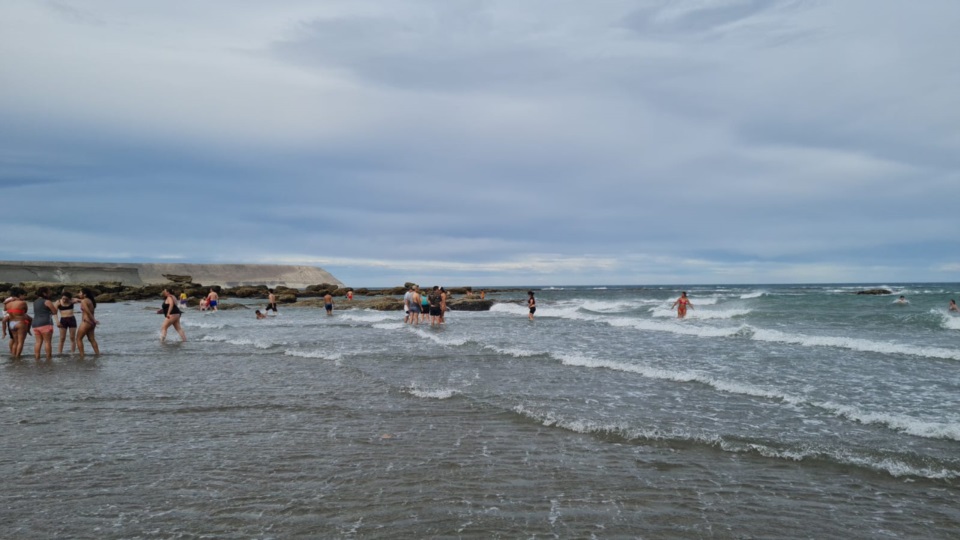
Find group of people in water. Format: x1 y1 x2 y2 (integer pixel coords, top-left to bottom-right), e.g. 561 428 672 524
2 287 100 360
402 285 449 325
7 285 953 360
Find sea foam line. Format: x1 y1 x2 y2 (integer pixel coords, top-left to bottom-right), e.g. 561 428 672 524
199 335 283 349
552 352 960 442
511 404 960 480
750 328 960 361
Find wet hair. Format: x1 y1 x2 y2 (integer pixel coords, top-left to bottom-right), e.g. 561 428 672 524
10 287 25 297
528 291 535 296
80 288 97 307
61 291 73 299
36 287 50 298
255 310 262 314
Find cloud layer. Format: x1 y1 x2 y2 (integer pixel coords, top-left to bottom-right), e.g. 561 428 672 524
1 0 957 285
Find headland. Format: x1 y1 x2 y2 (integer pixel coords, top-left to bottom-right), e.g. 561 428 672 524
0 261 342 289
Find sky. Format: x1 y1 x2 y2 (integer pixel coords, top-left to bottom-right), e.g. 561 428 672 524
1 0 958 287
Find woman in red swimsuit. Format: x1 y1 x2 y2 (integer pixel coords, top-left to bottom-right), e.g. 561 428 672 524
5 288 30 359
672 292 693 319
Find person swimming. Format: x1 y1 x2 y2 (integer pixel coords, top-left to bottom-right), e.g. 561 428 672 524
949 299 958 312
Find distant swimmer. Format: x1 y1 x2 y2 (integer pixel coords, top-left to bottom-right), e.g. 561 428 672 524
179 292 188 309
894 295 909 305
324 293 333 316
950 299 958 312
672 292 693 318
255 310 267 320
528 290 536 321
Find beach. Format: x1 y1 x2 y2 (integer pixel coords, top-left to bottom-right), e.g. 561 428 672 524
1 284 959 538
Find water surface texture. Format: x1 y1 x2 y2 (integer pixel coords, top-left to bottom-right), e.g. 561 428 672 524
2 284 959 538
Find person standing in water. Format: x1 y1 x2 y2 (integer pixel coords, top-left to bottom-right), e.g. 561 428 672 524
76 288 101 359
672 292 693 319
5 288 30 359
949 299 958 312
205 288 219 312
56 291 81 354
324 293 334 316
265 289 278 315
32 287 60 361
160 289 187 342
527 290 536 321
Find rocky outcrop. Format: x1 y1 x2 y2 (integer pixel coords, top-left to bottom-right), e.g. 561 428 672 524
856 289 893 295
448 299 494 311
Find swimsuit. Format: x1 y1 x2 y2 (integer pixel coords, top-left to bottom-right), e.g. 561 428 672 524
59 316 78 328
266 302 277 312
208 300 218 308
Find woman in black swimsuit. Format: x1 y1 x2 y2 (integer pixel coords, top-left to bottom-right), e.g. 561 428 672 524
57 291 81 354
160 289 187 342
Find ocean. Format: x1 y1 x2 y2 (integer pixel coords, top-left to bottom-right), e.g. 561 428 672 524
2 283 959 538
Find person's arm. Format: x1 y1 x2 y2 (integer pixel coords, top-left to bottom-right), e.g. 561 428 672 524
46 300 59 325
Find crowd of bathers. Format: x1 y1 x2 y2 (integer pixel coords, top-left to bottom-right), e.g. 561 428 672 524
3 286 100 361
402 285 447 325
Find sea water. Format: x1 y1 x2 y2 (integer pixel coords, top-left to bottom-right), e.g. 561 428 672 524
1 284 959 538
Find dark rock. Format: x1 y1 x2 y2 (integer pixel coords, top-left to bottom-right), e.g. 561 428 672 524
856 289 893 295
163 274 194 283
278 294 297 304
448 299 494 311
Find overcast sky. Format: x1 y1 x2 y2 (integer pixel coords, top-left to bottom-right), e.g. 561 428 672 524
1 1 958 287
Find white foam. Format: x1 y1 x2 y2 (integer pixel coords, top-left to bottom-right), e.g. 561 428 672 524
750 328 960 361
199 335 282 349
650 307 751 320
284 348 342 361
816 401 960 441
373 322 406 331
404 386 458 399
184 320 228 329
485 345 543 358
740 291 766 299
511 404 960 480
412 328 471 347
338 311 400 323
933 309 960 331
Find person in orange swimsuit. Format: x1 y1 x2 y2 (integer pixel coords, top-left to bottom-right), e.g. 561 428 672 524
672 291 693 319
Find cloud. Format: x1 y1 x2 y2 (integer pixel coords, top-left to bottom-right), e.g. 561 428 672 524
0 1 957 285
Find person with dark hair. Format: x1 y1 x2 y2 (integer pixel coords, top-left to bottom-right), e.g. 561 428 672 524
57 291 82 354
428 286 443 325
950 299 958 312
265 289 278 314
160 289 187 342
5 288 30 359
76 288 100 359
672 292 693 319
527 291 537 321
439 287 448 324
255 310 267 320
32 287 60 360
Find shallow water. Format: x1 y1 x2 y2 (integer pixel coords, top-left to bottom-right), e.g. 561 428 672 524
1 284 959 538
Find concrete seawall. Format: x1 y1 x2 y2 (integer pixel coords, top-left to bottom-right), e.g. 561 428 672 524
0 261 343 289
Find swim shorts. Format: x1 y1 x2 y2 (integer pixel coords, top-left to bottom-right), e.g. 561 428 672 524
59 316 78 329
33 324 54 334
